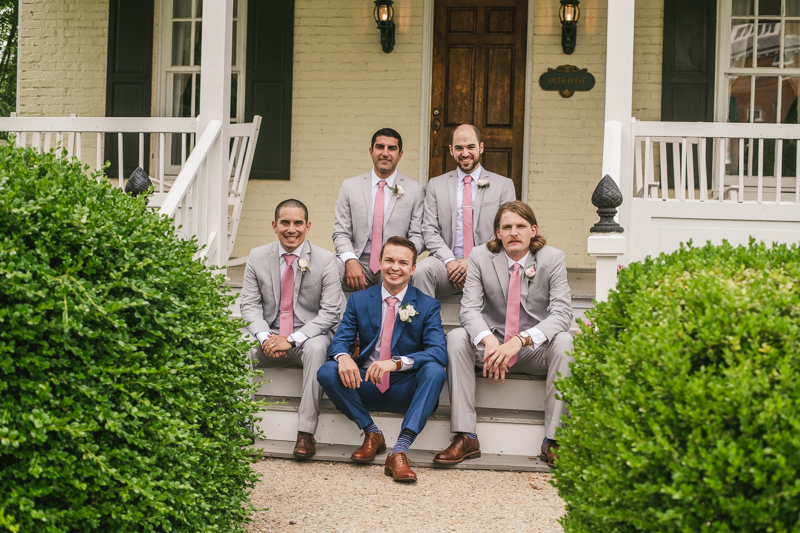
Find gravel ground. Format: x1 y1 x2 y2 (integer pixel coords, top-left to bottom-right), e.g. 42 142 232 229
247 458 565 533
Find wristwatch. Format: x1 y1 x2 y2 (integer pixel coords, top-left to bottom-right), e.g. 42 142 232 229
391 356 403 371
287 335 297 349
516 331 532 347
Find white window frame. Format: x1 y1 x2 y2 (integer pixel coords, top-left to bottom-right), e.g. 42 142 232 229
155 0 247 174
715 0 800 123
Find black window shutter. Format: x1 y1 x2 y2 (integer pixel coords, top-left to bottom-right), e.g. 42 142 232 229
105 0 154 181
245 0 294 180
661 0 717 122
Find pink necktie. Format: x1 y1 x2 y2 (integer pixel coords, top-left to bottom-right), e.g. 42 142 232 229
279 254 297 337
369 181 387 273
377 296 399 393
504 263 521 367
462 175 474 258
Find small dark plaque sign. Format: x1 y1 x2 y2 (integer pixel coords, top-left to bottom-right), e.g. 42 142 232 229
539 65 595 98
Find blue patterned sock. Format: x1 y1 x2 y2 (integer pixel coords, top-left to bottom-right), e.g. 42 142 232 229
391 428 417 455
463 432 477 440
363 421 380 435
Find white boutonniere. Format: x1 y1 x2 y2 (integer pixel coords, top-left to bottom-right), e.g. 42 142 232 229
477 179 490 190
388 183 404 198
524 266 536 282
398 303 417 323
297 258 310 274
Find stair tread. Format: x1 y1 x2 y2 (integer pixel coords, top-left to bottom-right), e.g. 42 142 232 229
256 396 545 425
252 438 551 472
255 366 546 381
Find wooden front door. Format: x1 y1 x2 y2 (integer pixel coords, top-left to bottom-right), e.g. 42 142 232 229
429 0 527 199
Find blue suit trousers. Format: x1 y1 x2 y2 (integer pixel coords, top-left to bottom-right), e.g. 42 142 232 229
317 361 446 435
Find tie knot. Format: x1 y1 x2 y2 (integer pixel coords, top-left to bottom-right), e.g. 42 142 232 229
378 180 387 189
511 263 521 273
284 253 297 265
463 175 472 184
386 296 399 308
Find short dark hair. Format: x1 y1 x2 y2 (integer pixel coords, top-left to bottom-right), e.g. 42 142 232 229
371 128 403 152
380 236 418 265
274 199 309 223
450 124 481 146
487 201 547 255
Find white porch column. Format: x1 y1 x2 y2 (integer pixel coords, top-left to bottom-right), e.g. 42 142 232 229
588 234 626 302
198 0 234 267
602 0 636 238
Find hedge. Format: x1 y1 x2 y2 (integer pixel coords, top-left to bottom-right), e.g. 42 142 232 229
555 240 800 532
0 144 260 532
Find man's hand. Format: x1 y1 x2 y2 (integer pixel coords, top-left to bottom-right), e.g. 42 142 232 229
345 258 367 291
482 336 523 383
337 353 362 389
446 258 469 289
262 335 292 358
365 359 396 386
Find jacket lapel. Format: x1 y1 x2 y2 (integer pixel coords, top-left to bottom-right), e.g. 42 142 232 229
384 174 401 223
492 251 509 299
448 172 458 241
362 174 373 220
269 244 281 307
368 286 382 337
293 241 311 306
391 286 415 350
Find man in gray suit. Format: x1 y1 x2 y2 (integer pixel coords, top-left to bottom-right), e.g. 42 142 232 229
332 128 425 292
413 124 516 298
241 199 343 459
434 201 574 468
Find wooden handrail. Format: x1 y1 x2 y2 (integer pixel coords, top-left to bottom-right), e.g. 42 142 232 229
0 116 197 133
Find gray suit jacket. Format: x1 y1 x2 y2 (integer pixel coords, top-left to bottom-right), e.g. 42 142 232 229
240 240 343 339
459 244 573 343
422 169 516 261
332 171 426 256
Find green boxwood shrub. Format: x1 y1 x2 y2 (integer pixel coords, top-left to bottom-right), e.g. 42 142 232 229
556 240 800 533
0 144 259 532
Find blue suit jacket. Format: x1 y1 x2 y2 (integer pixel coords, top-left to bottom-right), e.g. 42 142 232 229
328 284 447 369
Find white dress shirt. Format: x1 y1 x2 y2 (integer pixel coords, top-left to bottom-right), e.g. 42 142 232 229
473 251 547 350
255 241 309 346
446 164 482 263
339 169 398 264
334 283 414 371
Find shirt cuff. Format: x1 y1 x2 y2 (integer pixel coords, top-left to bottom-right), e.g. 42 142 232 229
524 327 548 349
442 257 456 265
255 331 271 344
334 353 349 361
290 331 308 345
398 356 414 371
473 330 492 349
339 252 358 264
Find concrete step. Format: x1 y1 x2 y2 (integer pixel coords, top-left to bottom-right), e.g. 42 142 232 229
252 438 551 472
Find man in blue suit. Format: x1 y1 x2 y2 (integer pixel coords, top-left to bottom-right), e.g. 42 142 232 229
318 236 447 482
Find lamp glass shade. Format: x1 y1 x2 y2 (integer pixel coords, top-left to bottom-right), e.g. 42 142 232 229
374 4 393 22
559 3 580 23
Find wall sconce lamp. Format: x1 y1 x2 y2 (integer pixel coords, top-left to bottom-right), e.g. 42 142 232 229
559 0 580 55
374 0 395 53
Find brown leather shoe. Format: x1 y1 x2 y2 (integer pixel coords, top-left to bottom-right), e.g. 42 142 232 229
293 432 316 459
433 433 482 464
384 451 417 482
350 431 386 463
540 438 559 468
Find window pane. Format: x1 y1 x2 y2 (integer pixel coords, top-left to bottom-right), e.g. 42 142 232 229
233 0 238 18
756 20 781 66
231 73 238 121
172 22 191 66
196 0 203 18
754 76 779 122
172 73 192 117
759 0 781 15
786 21 800 67
194 21 202 66
173 0 191 18
788 0 800 16
729 76 752 122
195 74 201 117
232 21 237 66
780 77 800 122
733 0 755 15
731 20 754 67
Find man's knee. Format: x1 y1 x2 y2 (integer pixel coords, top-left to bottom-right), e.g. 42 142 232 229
317 360 339 387
446 328 473 358
416 362 447 386
549 332 575 370
300 336 330 366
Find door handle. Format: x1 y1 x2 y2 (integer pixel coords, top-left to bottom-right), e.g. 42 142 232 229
431 108 442 157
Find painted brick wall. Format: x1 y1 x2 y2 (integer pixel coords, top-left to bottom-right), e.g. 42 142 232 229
232 0 425 257
632 0 663 122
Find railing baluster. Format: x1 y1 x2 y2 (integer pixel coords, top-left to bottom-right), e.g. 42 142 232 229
718 138 727 202
747 138 754 179
43 132 51 153
634 138 644 196
139 132 144 169
757 138 764 204
679 138 687 202
159 132 166 193
118 132 124 188
687 141 696 200
33 132 40 153
96 133 102 173
181 133 187 164
232 137 247 194
76 132 81 162
659 141 668 199
776 138 783 204
699 138 708 201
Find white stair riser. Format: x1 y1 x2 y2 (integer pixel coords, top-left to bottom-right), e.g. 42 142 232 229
255 368 546 411
256 410 546 456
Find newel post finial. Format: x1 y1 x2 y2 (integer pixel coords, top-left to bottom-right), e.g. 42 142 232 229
590 174 623 233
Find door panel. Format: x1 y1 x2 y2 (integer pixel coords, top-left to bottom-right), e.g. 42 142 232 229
430 0 527 199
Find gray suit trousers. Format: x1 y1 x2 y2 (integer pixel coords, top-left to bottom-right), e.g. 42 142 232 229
446 327 574 440
337 255 383 290
412 256 462 298
248 334 331 434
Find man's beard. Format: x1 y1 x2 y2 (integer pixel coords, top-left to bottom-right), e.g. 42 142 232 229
456 155 481 173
